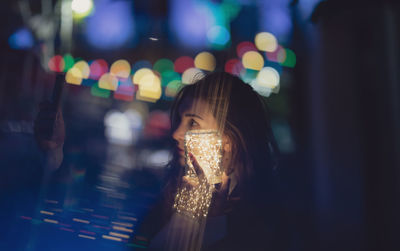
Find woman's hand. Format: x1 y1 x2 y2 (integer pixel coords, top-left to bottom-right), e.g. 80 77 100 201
34 101 65 151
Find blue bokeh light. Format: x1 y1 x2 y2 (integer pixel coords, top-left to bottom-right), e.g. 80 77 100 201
170 0 217 49
8 28 34 50
85 0 135 50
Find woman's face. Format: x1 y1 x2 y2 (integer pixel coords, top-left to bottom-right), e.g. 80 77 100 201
172 99 226 167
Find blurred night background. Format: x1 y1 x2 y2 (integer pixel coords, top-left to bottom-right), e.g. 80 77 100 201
0 0 399 250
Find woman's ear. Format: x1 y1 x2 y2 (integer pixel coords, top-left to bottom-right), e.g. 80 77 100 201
222 136 232 153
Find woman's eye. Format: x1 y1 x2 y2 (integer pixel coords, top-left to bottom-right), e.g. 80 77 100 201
189 119 199 128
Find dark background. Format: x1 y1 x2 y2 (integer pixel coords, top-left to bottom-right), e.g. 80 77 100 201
0 0 399 250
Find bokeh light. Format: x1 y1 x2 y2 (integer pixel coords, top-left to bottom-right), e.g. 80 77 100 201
110 59 131 79
132 60 152 73
251 66 280 97
207 25 230 47
265 45 285 63
48 55 65 72
170 0 214 48
133 68 154 85
165 80 183 98
73 60 90 79
224 59 244 76
137 72 162 102
71 0 93 19
99 73 119 91
143 110 171 138
114 78 135 102
161 70 181 87
153 59 174 74
255 32 278 52
257 67 280 89
182 68 205 84
174 56 194 73
8 28 34 50
281 48 296 68
85 0 135 49
240 68 258 83
242 51 264 71
104 110 133 146
91 82 110 98
89 59 109 80
63 54 75 72
236 41 257 58
66 67 83 85
194 52 216 72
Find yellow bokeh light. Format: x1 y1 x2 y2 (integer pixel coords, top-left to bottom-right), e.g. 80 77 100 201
181 68 205 84
133 68 153 85
194 52 216 71
71 0 93 18
137 73 162 102
110 59 131 79
255 32 278 52
256 67 280 92
73 61 90 79
242 51 264 71
66 67 83 85
99 73 119 91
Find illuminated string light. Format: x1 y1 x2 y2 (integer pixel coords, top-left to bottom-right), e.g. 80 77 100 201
242 51 264 71
173 130 222 218
194 52 216 72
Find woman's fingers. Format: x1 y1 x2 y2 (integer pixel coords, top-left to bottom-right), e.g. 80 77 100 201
188 152 205 180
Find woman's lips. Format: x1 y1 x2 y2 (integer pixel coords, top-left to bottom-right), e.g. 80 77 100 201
177 147 184 155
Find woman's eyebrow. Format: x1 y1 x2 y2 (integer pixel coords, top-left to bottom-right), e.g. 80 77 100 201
184 113 203 120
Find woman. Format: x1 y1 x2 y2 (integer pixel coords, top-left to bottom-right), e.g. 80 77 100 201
136 72 281 251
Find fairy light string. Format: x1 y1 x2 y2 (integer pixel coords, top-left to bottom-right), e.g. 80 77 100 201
173 130 223 218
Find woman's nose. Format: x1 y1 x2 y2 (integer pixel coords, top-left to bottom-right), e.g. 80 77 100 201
172 124 185 143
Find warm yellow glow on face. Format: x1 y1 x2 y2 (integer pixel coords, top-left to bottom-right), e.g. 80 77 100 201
110 59 131 79
99 73 119 91
194 52 216 71
242 51 264 70
255 32 278 52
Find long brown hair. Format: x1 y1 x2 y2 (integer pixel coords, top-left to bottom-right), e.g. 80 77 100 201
169 71 279 202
